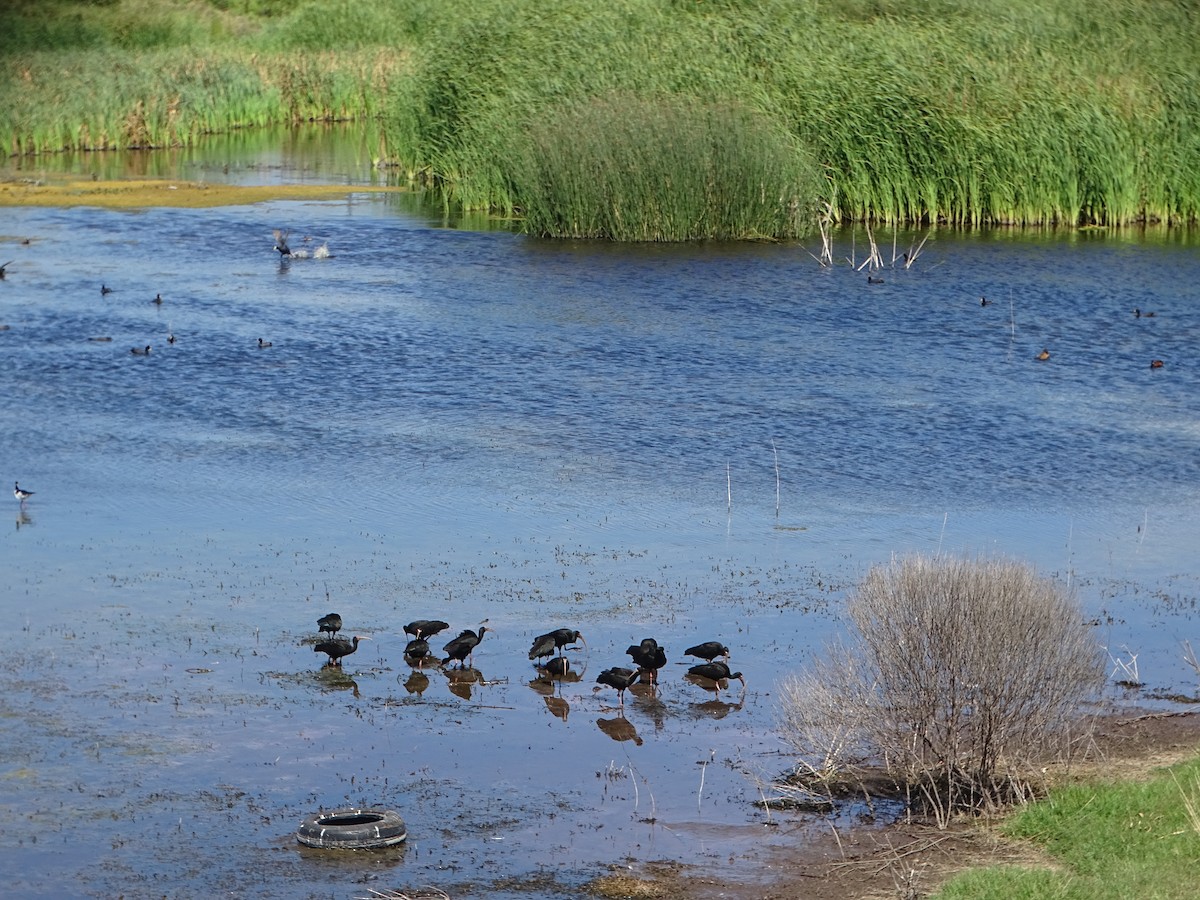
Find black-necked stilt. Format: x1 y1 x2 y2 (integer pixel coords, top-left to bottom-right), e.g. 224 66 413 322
131 345 151 356
101 284 113 295
14 482 34 504
258 338 272 348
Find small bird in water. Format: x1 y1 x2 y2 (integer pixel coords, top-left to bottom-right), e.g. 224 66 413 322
152 293 163 305
686 661 746 696
1134 308 1156 318
1150 359 1165 369
1035 348 1050 361
273 229 292 258
258 338 272 348
867 275 885 284
14 482 34 504
404 620 450 639
596 667 640 707
685 641 730 663
980 296 993 306
529 628 586 663
442 626 488 668
167 332 176 345
317 612 342 638
100 283 113 295
314 634 369 667
627 638 667 685
0 260 14 279
131 345 152 356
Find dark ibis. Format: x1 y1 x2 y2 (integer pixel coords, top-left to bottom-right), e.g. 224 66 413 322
626 638 667 684
685 641 729 662
686 661 746 696
528 628 585 662
404 637 431 660
314 634 369 667
442 626 487 668
14 482 34 504
544 656 571 677
596 667 640 707
317 613 342 638
404 619 450 639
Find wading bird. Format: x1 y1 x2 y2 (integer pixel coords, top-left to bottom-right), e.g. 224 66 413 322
14 482 34 505
626 638 667 684
685 641 729 663
404 620 449 639
544 656 571 677
529 628 585 662
686 661 746 696
442 626 488 668
314 634 369 667
596 667 640 707
317 613 342 638
404 637 431 660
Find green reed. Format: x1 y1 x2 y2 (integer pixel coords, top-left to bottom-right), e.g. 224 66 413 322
5 0 1200 236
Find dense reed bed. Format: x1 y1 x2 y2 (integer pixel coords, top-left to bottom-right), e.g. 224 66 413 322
4 0 1199 238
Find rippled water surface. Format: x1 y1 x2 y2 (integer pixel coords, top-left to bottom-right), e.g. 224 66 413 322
2 141 1200 898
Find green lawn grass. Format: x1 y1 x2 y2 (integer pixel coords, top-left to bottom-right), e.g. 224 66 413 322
933 756 1200 900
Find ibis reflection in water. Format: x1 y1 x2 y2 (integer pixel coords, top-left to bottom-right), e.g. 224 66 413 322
597 716 642 745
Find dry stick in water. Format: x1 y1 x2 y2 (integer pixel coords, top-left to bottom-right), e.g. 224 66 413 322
771 440 781 517
697 749 715 813
726 463 732 512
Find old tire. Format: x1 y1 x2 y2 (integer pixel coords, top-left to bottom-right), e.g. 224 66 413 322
296 808 407 849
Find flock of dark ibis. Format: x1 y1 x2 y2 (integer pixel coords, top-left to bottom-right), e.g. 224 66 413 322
309 613 745 702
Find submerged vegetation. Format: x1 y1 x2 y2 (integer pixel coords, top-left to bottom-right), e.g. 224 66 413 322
3 0 1199 237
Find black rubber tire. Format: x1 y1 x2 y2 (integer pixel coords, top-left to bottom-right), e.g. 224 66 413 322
296 808 407 849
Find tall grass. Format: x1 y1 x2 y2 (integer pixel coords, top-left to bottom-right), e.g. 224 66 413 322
508 94 817 240
4 0 1200 237
386 0 1200 234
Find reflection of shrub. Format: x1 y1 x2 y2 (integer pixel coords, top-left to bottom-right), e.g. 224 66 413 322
778 555 1105 820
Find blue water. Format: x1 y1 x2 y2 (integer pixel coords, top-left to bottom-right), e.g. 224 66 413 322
1 181 1199 898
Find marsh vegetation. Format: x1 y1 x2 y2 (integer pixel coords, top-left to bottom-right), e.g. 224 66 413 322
4 0 1199 237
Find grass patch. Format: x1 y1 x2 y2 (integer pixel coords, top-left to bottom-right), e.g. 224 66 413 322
933 756 1200 899
4 0 1200 236
0 177 405 209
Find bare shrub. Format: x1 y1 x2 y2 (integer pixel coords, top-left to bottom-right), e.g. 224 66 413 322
778 555 1105 820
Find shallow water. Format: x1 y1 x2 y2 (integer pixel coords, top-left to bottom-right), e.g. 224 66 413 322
2 138 1200 898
